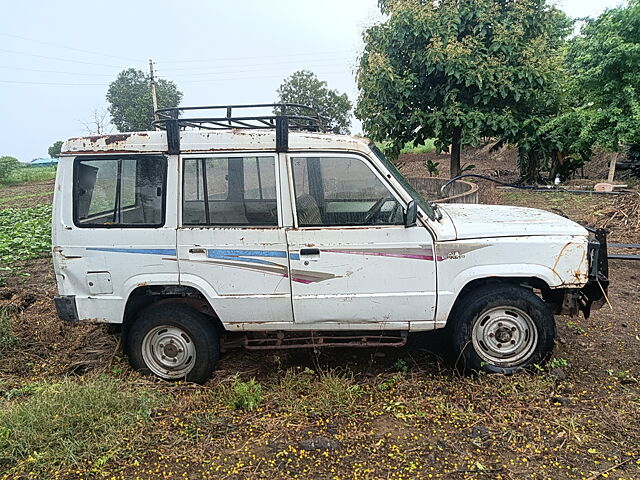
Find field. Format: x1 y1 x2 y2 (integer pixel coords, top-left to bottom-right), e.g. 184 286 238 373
0 152 639 480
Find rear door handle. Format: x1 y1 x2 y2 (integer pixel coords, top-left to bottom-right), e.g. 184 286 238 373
300 248 320 256
189 248 207 254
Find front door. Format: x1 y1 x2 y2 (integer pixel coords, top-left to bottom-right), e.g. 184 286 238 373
177 153 293 326
286 153 437 327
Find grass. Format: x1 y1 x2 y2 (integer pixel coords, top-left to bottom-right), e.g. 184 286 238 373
376 139 437 156
0 377 160 476
0 204 52 282
0 166 57 187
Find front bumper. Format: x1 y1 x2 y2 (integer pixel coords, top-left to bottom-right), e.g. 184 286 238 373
579 227 610 318
54 295 79 322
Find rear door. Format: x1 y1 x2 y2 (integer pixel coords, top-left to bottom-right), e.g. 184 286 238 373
285 153 437 327
177 153 293 326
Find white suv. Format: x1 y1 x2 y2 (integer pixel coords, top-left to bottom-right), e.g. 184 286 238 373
51 104 609 383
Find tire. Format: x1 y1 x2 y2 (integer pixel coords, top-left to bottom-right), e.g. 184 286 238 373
126 303 219 384
448 284 556 374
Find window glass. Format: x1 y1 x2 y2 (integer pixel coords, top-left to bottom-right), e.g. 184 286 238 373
74 156 165 227
182 156 278 226
291 156 403 227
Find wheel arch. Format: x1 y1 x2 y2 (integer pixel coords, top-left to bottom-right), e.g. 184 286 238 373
122 284 225 339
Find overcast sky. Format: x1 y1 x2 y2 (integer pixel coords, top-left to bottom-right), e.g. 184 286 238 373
0 0 626 162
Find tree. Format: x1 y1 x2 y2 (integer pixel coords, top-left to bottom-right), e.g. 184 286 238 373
276 70 353 134
48 141 63 158
106 68 182 132
566 0 640 150
356 0 571 178
0 156 20 182
79 107 113 135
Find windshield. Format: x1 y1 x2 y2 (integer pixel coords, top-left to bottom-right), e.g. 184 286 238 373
369 143 436 220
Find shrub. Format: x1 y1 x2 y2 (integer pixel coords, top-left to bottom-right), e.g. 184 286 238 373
229 377 263 411
0 156 20 182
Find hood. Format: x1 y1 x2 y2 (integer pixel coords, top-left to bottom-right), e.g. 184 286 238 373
437 204 587 240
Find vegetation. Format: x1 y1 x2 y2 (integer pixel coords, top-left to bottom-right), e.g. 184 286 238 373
357 0 570 178
47 141 63 159
106 68 182 132
0 165 57 186
0 307 18 355
276 70 353 134
228 377 263 411
0 205 52 281
0 377 159 476
0 156 20 183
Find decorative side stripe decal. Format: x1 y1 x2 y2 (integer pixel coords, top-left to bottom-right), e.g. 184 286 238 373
86 247 177 256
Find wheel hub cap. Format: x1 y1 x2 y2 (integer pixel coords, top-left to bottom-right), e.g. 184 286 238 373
142 325 196 379
472 306 538 368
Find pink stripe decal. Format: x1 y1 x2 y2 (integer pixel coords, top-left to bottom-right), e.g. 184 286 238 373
324 249 440 261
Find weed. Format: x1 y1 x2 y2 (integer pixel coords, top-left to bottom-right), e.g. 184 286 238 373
549 357 569 369
425 159 440 176
0 377 160 476
393 358 409 375
566 320 586 335
229 377 263 411
275 368 362 416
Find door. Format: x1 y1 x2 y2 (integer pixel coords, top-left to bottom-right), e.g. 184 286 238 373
286 154 437 326
177 154 293 325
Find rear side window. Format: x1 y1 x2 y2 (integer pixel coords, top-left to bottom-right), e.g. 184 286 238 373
182 156 278 226
74 156 166 227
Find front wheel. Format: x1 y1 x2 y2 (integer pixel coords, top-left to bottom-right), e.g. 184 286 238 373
448 284 556 374
126 304 219 383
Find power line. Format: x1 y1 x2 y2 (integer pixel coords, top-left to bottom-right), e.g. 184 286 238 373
157 70 347 84
0 79 106 86
158 55 355 73
155 49 357 65
0 48 126 68
0 32 142 62
157 62 354 78
0 65 114 76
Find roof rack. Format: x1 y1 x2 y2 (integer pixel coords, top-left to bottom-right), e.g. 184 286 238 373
153 103 329 154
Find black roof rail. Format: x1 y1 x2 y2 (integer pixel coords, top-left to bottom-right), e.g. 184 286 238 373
152 103 329 155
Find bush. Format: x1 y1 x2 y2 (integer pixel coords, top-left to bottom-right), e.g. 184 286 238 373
0 156 20 182
229 377 263 411
0 377 159 475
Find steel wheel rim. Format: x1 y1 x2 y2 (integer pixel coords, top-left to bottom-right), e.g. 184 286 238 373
141 325 196 379
471 306 538 367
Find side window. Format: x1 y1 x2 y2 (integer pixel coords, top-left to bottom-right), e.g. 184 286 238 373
291 156 403 227
182 156 278 226
74 156 166 227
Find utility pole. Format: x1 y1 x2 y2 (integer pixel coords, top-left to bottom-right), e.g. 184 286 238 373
149 59 159 128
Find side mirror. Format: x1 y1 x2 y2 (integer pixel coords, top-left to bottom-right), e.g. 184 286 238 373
405 200 417 227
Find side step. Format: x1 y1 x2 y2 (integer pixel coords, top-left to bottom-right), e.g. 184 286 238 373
243 331 408 350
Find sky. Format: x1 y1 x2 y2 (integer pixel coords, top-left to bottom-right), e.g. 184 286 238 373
0 0 627 162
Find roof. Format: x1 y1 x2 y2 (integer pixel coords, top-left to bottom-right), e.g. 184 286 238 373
31 157 59 165
60 130 372 156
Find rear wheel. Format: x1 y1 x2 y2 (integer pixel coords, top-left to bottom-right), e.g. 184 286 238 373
448 284 556 374
126 304 219 383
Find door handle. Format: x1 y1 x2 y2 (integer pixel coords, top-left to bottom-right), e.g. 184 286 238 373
300 248 320 256
189 248 207 254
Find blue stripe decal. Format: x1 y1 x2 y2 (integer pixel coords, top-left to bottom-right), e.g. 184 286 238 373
207 249 287 258
289 253 300 261
87 247 177 256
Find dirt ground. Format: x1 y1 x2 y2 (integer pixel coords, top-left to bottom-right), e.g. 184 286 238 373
1 152 639 479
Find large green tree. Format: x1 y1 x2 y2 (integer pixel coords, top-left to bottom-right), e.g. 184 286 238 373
276 70 353 134
106 68 183 132
48 141 63 159
356 0 570 178
566 0 640 150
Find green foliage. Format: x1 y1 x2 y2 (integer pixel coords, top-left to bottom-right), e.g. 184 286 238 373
0 156 20 182
276 70 353 134
106 68 182 132
425 159 440 177
0 378 158 475
48 141 63 159
548 357 569 369
1 165 57 186
357 0 571 177
567 0 640 150
229 377 263 411
0 205 52 281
